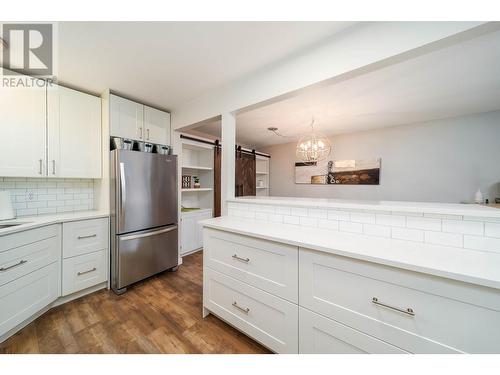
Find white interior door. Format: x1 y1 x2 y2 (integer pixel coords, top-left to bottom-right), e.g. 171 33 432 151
48 85 102 178
144 106 170 145
0 74 46 177
110 94 144 140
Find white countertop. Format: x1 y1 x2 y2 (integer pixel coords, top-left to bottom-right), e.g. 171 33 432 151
0 210 109 236
229 196 500 218
201 216 500 290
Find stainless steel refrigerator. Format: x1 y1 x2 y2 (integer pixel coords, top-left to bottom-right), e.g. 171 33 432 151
110 149 178 294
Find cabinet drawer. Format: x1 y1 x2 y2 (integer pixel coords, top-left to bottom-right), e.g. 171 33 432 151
62 250 107 296
63 218 108 258
0 262 59 337
0 236 60 287
299 248 500 353
299 307 407 354
203 268 298 353
0 225 58 253
204 228 298 303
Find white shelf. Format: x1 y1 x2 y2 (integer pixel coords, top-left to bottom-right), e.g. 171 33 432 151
182 188 213 192
182 165 213 171
182 140 213 151
256 171 268 175
256 186 268 189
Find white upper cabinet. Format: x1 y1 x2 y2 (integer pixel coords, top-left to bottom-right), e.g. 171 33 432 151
110 94 145 141
110 94 171 145
144 105 170 145
0 74 46 177
0 72 101 179
48 86 102 178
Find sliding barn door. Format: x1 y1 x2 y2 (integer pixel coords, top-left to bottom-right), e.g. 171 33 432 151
214 144 222 217
235 149 256 197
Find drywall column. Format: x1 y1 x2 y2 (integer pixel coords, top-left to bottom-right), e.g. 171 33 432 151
221 112 236 215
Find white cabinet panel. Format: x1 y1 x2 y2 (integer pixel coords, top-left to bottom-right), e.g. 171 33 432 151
204 268 298 353
62 218 109 258
0 262 59 337
0 73 46 177
299 307 407 354
62 250 107 296
181 210 212 256
144 106 170 145
48 85 102 178
110 94 144 140
196 211 212 249
204 228 298 303
0 236 60 287
180 214 198 256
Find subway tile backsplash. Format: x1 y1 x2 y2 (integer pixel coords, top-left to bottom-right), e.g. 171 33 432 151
227 201 499 253
0 177 94 217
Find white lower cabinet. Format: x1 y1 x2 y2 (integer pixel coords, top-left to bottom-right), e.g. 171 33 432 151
62 218 109 258
61 218 109 295
204 268 298 353
203 228 500 354
0 262 60 337
62 250 108 296
0 216 109 342
204 228 298 303
181 209 212 256
299 307 407 354
299 248 500 353
0 229 60 287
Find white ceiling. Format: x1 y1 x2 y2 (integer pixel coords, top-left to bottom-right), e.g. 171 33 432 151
54 22 355 110
193 29 500 148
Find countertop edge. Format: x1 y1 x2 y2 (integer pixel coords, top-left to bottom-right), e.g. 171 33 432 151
228 197 500 219
201 217 500 291
0 210 110 237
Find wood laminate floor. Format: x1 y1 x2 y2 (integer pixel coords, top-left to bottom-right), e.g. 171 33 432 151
0 251 270 354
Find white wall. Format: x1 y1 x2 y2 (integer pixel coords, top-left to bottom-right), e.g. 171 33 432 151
261 111 500 204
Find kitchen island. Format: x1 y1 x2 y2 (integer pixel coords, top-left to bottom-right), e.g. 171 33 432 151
201 197 500 354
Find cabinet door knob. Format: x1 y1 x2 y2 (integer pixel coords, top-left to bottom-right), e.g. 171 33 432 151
38 159 43 175
147 128 150 140
139 127 143 139
52 160 56 175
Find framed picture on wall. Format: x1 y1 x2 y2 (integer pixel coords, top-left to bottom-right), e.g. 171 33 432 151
295 158 381 185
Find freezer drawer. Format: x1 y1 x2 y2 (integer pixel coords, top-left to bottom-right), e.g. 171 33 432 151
113 225 178 291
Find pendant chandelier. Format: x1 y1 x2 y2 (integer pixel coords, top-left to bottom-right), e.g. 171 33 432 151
295 119 332 162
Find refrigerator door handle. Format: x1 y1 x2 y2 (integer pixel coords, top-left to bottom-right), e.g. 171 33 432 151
119 162 126 224
120 225 178 241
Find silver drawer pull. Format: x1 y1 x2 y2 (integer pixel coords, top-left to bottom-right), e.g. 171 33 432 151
232 301 250 314
372 297 415 316
77 267 97 276
232 254 250 263
77 234 97 239
0 259 27 272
